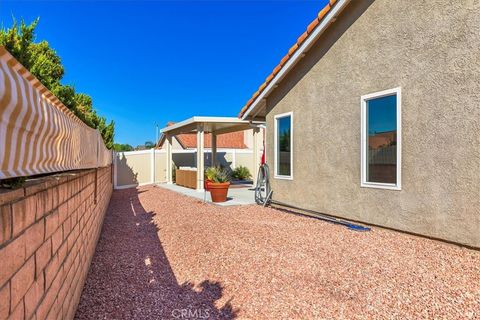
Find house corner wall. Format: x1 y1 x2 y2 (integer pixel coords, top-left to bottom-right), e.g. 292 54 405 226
264 0 480 247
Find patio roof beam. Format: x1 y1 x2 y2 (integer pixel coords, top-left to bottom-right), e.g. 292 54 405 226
211 132 217 167
252 127 261 185
166 134 173 184
196 123 205 191
163 123 198 136
160 116 265 136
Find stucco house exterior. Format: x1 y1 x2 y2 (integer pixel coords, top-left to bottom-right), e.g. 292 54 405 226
239 0 480 247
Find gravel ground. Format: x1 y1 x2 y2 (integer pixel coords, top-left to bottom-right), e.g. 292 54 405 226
75 186 480 319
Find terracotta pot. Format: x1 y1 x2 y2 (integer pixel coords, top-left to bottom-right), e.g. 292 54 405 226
204 179 213 191
208 182 230 202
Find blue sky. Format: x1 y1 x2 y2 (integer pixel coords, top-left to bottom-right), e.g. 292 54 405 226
367 95 397 134
1 0 328 146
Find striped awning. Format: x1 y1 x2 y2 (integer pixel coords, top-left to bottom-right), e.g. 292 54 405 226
0 46 112 179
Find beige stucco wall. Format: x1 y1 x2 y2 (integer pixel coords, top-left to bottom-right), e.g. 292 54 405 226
157 136 185 150
235 153 255 176
243 128 265 149
265 0 480 247
244 130 253 149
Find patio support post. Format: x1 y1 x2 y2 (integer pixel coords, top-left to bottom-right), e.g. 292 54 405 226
252 127 261 185
211 132 217 167
196 124 205 191
166 134 173 184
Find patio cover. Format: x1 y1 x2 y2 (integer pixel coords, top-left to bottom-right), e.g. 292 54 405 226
160 117 264 191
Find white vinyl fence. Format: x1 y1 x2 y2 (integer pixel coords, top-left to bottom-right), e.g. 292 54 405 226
113 149 255 189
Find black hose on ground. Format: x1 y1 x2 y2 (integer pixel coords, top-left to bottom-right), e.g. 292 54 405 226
271 200 371 232
254 163 370 232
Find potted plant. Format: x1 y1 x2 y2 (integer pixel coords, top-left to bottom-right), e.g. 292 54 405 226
205 166 231 202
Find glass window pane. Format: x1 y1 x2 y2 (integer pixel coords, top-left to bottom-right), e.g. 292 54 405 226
277 116 291 176
366 95 397 184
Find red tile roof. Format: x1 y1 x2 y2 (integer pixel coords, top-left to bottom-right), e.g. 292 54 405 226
176 131 247 149
238 0 338 118
160 122 247 149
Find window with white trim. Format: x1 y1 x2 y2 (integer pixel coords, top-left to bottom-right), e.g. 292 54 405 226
274 112 293 179
361 88 401 190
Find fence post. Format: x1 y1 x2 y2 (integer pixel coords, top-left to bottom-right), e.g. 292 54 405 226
113 152 118 189
166 136 173 184
253 127 260 185
151 148 155 185
110 151 113 183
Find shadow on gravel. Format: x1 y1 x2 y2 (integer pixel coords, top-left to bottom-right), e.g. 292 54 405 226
75 188 236 319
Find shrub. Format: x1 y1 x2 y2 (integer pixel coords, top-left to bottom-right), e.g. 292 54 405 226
231 166 252 180
0 177 26 188
205 166 230 183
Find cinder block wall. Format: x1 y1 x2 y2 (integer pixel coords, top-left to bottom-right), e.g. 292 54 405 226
0 166 113 319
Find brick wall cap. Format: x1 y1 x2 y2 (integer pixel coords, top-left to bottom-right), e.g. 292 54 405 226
1 167 106 206
0 188 25 206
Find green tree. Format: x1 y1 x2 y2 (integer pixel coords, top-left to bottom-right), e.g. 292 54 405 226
113 143 134 152
0 17 114 148
279 129 291 152
144 141 155 149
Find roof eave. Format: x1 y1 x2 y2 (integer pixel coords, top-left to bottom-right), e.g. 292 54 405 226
241 0 351 120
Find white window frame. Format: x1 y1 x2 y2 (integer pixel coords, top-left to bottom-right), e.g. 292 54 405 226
361 87 402 191
274 111 293 180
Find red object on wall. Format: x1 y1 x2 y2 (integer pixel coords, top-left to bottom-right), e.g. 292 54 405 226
261 141 266 165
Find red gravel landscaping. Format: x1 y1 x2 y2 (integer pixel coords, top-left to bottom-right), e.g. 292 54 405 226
75 186 480 319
